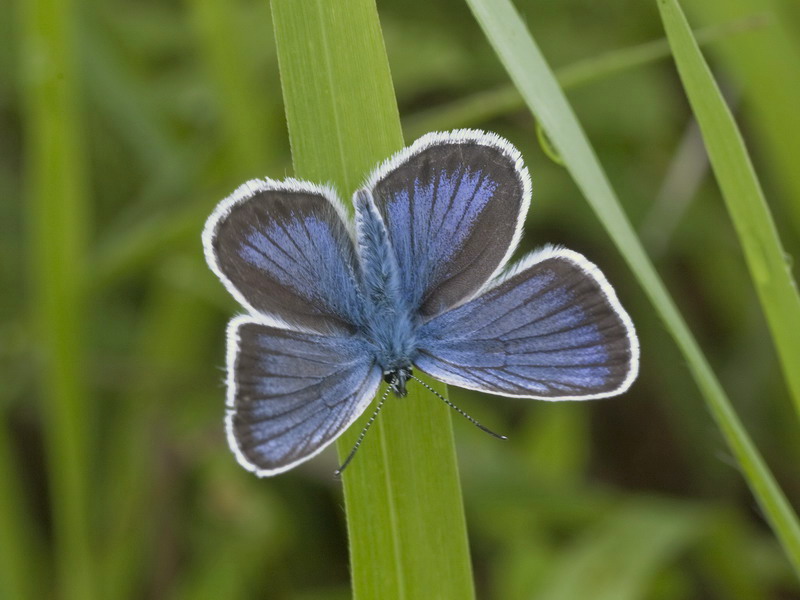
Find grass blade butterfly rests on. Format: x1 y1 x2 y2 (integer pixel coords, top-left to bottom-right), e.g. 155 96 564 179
270 3 470 596
203 130 639 476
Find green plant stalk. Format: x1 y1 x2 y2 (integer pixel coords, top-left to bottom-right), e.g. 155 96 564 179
19 0 95 596
685 0 800 243
657 0 800 427
100 0 284 584
404 14 768 138
271 1 474 598
464 0 800 576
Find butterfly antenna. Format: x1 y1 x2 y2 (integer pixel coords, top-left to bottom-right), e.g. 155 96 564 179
410 375 507 440
335 386 391 477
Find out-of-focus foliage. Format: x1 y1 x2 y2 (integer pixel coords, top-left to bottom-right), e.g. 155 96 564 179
1 0 799 598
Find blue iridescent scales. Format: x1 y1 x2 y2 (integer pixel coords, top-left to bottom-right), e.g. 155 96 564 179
202 129 639 476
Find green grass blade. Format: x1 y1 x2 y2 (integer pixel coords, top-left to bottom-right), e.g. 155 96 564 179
19 0 95 596
271 1 474 598
684 0 800 242
464 0 800 576
656 0 800 426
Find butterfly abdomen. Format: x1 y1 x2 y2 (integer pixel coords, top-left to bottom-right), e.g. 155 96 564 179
354 189 418 373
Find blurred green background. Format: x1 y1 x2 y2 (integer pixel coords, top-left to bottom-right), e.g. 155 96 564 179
2 0 800 598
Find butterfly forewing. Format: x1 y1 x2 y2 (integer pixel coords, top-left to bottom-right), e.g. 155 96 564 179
204 180 362 333
364 131 530 320
227 318 382 476
415 249 639 399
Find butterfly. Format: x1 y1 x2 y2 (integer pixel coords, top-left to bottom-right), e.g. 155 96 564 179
202 129 639 477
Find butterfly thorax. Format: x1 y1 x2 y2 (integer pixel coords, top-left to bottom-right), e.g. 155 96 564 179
354 189 418 385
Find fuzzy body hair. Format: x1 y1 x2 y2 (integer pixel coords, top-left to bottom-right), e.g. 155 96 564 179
354 189 417 374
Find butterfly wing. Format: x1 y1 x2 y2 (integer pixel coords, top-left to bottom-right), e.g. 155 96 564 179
203 179 363 333
226 317 382 476
415 248 639 399
361 130 530 319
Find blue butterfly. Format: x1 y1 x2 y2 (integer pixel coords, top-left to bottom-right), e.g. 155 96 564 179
203 130 639 476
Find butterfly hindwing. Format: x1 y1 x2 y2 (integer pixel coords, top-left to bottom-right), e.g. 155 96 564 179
203 179 363 334
362 130 530 320
415 248 639 399
226 317 382 476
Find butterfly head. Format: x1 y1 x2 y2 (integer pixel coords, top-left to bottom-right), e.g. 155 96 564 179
384 366 413 397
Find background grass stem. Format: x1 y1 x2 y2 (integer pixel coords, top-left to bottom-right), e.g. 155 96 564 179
465 0 800 576
19 0 95 596
657 0 800 426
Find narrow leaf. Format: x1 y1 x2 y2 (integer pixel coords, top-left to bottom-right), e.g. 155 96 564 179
271 1 474 598
19 0 96 596
657 0 800 428
464 0 800 576
685 0 800 243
